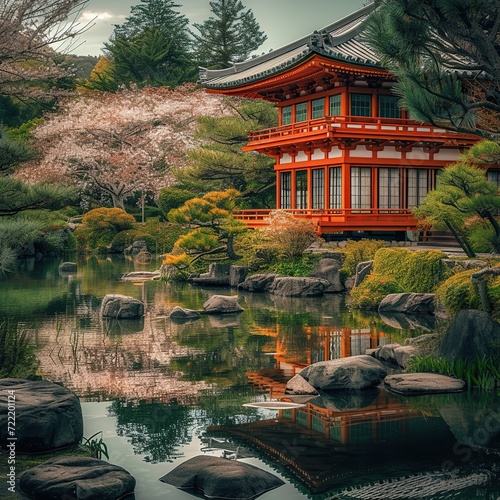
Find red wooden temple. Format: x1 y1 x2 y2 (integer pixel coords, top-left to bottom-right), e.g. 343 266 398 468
201 3 481 239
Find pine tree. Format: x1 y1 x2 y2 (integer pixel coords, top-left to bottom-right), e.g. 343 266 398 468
366 0 500 142
104 0 195 87
192 0 267 69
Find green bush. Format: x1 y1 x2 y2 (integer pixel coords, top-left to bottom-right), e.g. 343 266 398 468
109 219 185 254
158 187 194 217
128 205 164 222
339 239 386 279
266 255 320 277
469 225 500 253
436 268 483 314
350 272 404 310
372 248 449 292
75 207 137 250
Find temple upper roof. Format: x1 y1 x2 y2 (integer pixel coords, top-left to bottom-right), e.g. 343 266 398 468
200 3 380 90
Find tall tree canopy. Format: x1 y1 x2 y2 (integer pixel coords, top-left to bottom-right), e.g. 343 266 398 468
366 0 500 141
0 0 93 102
192 0 267 69
178 98 277 207
104 0 195 88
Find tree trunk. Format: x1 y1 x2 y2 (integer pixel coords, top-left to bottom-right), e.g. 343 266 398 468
445 220 476 258
226 234 242 260
111 193 125 211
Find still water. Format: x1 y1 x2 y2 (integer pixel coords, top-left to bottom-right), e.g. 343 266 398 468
1 256 499 499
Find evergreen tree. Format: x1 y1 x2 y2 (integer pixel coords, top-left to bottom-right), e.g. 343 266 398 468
192 0 267 69
104 0 195 87
178 99 277 207
366 0 500 141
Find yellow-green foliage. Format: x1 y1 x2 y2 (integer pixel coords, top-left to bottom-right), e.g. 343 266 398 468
436 269 482 315
350 273 404 310
372 248 450 292
75 208 136 249
175 228 219 252
339 239 386 277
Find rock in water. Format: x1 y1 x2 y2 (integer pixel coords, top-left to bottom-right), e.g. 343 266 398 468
0 379 83 452
20 456 135 500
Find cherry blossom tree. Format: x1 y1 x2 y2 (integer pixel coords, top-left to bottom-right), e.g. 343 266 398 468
17 84 236 209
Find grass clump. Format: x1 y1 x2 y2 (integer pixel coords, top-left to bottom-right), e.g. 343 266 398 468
350 273 404 309
0 319 38 378
407 354 500 391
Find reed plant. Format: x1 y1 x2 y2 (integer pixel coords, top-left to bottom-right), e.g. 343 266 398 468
407 354 500 391
0 318 38 378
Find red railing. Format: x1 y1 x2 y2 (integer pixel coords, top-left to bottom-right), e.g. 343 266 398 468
234 208 418 233
245 116 473 145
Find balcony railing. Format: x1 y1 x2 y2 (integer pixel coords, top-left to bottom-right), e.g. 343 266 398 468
245 115 473 145
234 208 418 233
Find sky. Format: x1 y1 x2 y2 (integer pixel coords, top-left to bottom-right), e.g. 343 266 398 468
68 0 369 57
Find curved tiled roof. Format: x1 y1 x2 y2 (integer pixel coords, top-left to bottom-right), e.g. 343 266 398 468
201 2 380 89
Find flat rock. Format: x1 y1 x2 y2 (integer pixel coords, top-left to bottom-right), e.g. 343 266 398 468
299 355 387 391
159 455 284 499
379 293 436 314
203 295 244 314
285 374 319 395
0 379 83 452
121 271 161 281
100 294 144 319
384 373 466 395
20 456 135 500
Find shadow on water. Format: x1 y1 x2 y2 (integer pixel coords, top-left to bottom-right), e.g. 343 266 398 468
1 256 499 499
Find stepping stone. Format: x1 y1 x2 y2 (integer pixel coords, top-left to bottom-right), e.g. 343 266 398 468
159 455 284 499
384 373 466 395
20 456 135 500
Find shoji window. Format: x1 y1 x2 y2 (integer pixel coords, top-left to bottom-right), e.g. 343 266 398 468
351 167 371 211
407 169 429 207
280 171 291 208
296 170 308 209
329 167 342 209
379 168 400 209
312 168 325 209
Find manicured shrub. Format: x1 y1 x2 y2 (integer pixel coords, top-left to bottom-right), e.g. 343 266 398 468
349 272 404 310
436 268 483 314
339 239 386 279
372 248 450 292
75 207 137 250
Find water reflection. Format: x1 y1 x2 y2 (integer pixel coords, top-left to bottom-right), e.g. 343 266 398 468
2 257 499 498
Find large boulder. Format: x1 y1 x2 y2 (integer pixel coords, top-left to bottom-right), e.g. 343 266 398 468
159 455 284 499
309 258 344 292
439 309 500 363
299 355 387 391
0 379 83 453
378 293 436 314
191 263 231 286
230 266 248 287
384 373 466 395
203 295 244 314
100 294 144 319
269 277 330 297
238 274 278 292
20 457 136 500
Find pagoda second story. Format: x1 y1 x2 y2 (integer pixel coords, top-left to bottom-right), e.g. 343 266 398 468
201 3 480 239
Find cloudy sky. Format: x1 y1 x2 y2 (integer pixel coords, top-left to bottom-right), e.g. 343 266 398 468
69 0 369 57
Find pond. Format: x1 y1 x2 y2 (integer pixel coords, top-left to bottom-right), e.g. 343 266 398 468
1 256 499 499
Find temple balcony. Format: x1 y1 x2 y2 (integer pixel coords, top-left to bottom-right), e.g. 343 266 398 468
243 116 476 153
